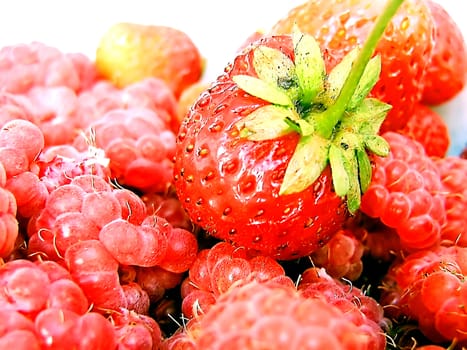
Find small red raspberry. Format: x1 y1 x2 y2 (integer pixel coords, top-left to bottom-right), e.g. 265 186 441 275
360 132 446 251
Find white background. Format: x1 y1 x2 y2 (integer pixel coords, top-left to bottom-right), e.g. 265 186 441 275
0 0 465 154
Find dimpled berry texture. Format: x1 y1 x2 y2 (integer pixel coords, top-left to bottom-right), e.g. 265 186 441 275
174 35 348 261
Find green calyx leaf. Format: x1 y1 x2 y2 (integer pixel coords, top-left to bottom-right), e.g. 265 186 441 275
253 45 301 101
292 28 326 106
279 134 330 195
233 75 294 106
328 144 350 197
339 98 392 136
329 133 364 214
329 141 361 213
357 148 372 194
235 105 298 141
232 0 404 213
349 55 381 110
233 26 328 140
364 135 390 156
319 49 381 111
326 98 391 213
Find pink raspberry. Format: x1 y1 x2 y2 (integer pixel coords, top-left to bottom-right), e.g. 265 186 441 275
360 132 446 251
73 107 176 193
164 278 386 350
434 156 467 246
0 42 84 93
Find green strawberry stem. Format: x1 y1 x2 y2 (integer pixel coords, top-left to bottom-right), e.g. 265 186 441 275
316 0 405 139
233 0 403 214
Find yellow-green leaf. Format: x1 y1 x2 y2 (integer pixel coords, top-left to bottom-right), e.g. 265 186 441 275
253 45 300 101
347 55 381 110
364 135 390 156
329 144 350 197
235 105 298 141
279 134 330 195
233 75 293 106
292 29 325 105
357 148 372 193
325 48 360 104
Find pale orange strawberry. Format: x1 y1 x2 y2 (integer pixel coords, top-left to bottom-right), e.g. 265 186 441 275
176 81 209 123
95 23 204 98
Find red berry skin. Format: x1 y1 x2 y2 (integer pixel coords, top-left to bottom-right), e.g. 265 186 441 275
421 0 467 105
400 103 450 158
381 246 467 345
47 278 89 315
181 241 289 321
0 42 83 94
174 35 348 261
0 309 36 338
0 192 19 258
178 279 386 350
156 227 198 273
309 229 364 281
64 240 127 312
74 107 176 193
36 144 111 192
111 308 162 350
135 266 183 304
0 119 44 163
1 309 41 349
35 259 72 282
65 52 99 92
360 132 446 251
269 0 435 132
0 330 41 350
122 282 151 315
298 267 386 347
69 312 118 350
98 218 169 268
435 156 467 246
34 308 81 349
6 171 48 219
0 261 50 319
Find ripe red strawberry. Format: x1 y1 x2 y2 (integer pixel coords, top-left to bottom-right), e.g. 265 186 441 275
174 6 399 260
399 103 450 158
236 30 265 53
421 0 467 105
269 0 435 133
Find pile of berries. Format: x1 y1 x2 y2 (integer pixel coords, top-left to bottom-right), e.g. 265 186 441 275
1 0 466 349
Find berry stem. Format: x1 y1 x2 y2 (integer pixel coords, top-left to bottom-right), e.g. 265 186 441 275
316 0 405 138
